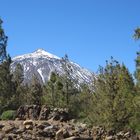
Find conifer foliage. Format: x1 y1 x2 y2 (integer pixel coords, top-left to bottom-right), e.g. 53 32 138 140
131 29 140 132
12 63 24 108
0 19 8 63
0 19 15 113
87 58 135 131
28 75 43 105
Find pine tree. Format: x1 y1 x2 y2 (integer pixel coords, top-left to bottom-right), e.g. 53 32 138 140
70 84 92 119
88 58 134 131
61 54 73 106
0 19 15 113
45 72 57 106
131 29 140 132
13 63 24 86
0 56 15 112
134 27 140 40
27 75 43 105
0 19 8 63
43 72 65 107
134 27 140 86
56 78 65 107
12 63 24 108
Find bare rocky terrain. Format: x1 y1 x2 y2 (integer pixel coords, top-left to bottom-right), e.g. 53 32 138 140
0 105 139 140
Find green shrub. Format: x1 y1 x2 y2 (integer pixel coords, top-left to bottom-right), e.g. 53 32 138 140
1 110 16 120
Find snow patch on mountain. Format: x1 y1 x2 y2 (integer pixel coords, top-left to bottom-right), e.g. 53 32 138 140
11 49 94 85
13 49 60 61
37 68 45 83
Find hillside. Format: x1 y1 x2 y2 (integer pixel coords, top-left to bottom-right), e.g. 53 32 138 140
11 49 94 85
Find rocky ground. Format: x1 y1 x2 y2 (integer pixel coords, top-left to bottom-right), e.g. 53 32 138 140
0 105 139 140
0 120 92 140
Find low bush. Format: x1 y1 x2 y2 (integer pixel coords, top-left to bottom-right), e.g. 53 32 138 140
1 110 16 120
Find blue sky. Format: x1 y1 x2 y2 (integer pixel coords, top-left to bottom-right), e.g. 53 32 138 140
0 0 140 73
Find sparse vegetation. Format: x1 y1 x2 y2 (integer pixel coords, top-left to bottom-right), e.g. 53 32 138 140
1 110 16 120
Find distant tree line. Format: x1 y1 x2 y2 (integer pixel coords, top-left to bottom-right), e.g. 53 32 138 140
1 18 140 133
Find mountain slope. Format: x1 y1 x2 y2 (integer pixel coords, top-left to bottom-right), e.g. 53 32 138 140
11 49 94 85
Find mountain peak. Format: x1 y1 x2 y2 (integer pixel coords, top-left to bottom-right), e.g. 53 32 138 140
13 48 60 60
35 48 46 53
33 48 60 59
11 49 94 85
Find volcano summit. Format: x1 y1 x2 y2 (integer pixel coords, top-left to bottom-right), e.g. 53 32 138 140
11 49 94 85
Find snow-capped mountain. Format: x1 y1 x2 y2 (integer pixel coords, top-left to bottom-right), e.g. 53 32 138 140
11 49 94 85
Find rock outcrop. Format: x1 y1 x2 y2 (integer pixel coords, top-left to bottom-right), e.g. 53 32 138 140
16 105 72 122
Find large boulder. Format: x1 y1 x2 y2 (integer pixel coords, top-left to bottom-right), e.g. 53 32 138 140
16 105 72 122
48 108 72 122
16 105 41 120
23 120 34 130
39 105 51 120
